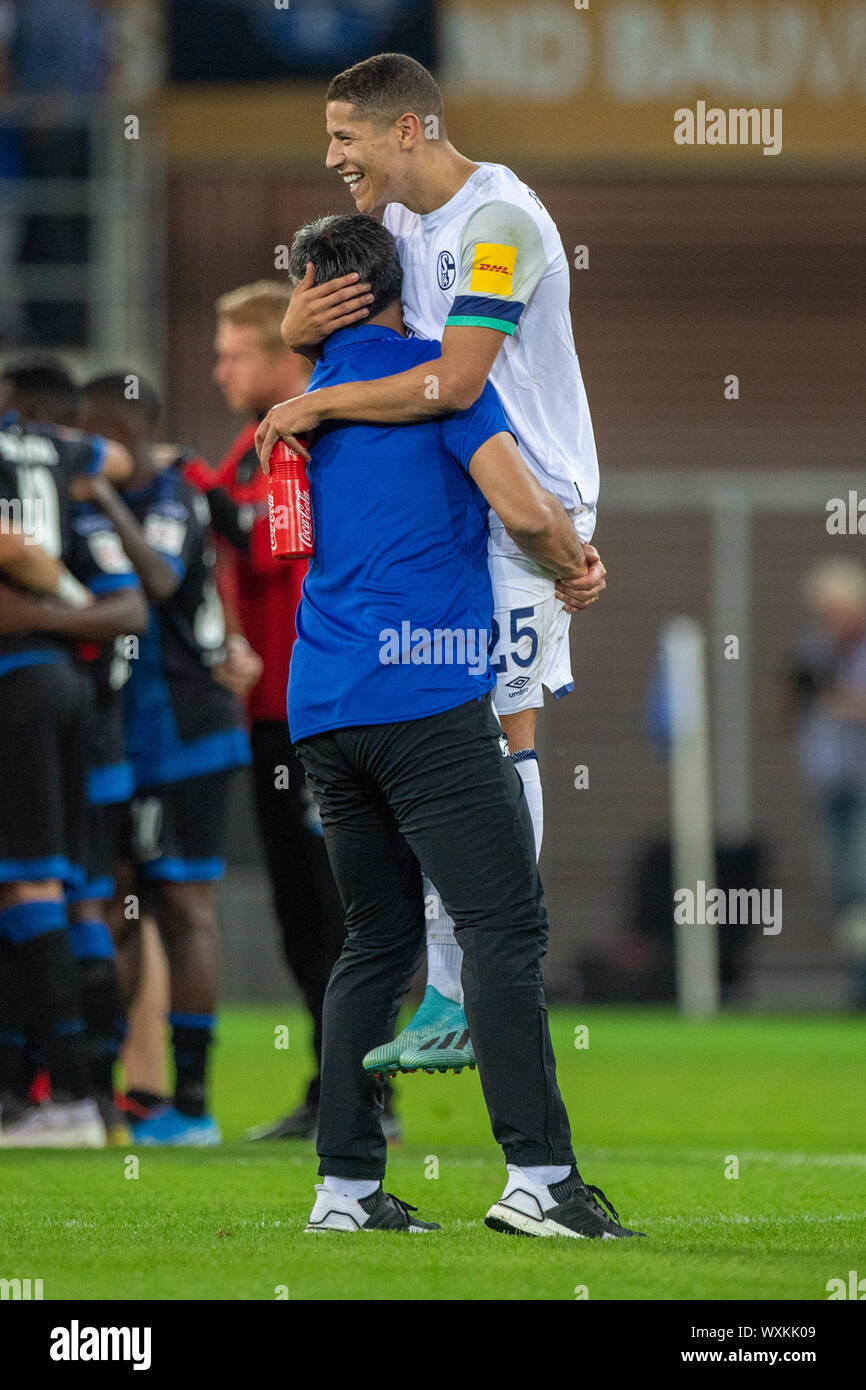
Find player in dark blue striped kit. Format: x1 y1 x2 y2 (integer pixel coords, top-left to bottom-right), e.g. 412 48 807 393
77 375 251 1146
0 398 135 1146
66 500 147 1143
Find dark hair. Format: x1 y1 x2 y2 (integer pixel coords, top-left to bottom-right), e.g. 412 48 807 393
1 357 79 424
327 52 445 138
290 215 403 322
81 372 161 429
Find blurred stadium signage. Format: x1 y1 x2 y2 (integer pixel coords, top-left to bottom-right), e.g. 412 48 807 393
168 0 436 81
164 0 866 165
441 0 866 163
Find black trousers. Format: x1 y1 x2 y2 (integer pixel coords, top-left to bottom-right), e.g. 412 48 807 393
250 720 346 1107
296 693 575 1179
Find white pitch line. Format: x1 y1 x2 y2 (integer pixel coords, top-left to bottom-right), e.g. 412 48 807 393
579 1147 866 1169
647 1212 866 1226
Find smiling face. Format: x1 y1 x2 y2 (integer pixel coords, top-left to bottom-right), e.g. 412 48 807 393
325 101 409 214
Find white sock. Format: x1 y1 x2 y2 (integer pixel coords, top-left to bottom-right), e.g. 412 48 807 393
510 1162 571 1191
323 1175 380 1200
424 876 463 1004
512 749 543 858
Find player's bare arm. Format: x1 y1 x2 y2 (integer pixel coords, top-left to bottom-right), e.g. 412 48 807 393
0 579 62 633
212 633 264 698
0 530 60 590
256 323 504 466
50 584 148 643
0 578 146 642
467 431 605 613
554 543 605 611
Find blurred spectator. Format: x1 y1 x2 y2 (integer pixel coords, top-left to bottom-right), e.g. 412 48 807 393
11 0 110 96
0 1 24 344
9 0 112 345
790 558 866 1008
169 0 436 84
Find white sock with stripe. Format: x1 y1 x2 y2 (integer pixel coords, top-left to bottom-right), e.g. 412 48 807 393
424 877 463 1005
512 748 543 858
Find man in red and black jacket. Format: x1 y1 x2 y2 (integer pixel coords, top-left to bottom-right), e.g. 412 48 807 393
188 281 400 1141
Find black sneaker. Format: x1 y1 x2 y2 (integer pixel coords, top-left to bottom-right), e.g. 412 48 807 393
248 1097 402 1146
485 1166 645 1239
245 1102 318 1142
306 1184 441 1232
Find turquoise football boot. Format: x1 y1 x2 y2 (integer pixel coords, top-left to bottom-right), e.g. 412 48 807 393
363 986 476 1076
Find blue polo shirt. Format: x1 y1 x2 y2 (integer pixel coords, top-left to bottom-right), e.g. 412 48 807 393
288 324 512 740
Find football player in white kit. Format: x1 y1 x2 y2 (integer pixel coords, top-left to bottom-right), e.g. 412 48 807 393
257 53 606 1076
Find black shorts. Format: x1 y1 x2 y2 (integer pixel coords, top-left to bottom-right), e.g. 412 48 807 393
0 658 91 889
127 768 238 883
84 688 128 781
67 799 128 904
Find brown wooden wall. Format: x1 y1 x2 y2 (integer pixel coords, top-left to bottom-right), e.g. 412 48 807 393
165 173 866 993
165 174 864 470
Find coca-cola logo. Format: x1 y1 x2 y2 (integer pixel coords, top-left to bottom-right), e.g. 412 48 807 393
267 488 278 552
295 480 313 546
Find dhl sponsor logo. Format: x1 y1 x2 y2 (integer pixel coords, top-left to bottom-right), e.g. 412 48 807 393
469 242 517 295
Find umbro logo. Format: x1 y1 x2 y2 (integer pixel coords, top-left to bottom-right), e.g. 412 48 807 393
505 676 531 690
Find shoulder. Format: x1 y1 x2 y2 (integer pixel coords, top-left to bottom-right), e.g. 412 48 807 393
461 199 548 250
398 334 442 362
372 336 442 378
438 376 511 465
474 164 550 218
51 424 101 461
71 503 110 535
462 166 559 250
148 467 196 515
315 333 441 387
51 424 93 447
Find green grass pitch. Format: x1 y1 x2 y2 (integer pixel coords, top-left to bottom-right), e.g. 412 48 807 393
1 1007 864 1301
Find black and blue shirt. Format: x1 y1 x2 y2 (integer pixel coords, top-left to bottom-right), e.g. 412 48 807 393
0 417 106 675
122 465 250 788
69 503 141 806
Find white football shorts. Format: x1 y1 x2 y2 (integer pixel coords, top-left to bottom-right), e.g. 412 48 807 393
487 505 596 716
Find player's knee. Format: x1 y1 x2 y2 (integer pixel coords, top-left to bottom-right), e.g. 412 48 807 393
0 879 64 911
157 881 217 937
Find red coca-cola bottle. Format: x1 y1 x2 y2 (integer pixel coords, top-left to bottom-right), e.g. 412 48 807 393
268 439 315 559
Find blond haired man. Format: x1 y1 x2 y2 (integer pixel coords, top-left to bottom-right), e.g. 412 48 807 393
194 283 398 1140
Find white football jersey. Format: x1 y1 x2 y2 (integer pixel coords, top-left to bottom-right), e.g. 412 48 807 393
384 162 599 535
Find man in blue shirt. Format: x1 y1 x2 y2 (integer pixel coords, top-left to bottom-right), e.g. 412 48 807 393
288 321 499 739
270 215 640 1240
